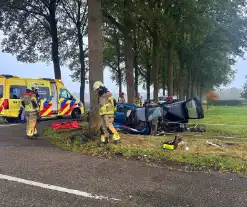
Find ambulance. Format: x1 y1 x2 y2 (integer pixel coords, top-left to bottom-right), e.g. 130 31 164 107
0 74 84 122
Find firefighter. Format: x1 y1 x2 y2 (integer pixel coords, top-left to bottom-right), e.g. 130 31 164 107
134 93 142 107
93 81 120 144
21 88 39 139
118 92 126 103
167 96 173 103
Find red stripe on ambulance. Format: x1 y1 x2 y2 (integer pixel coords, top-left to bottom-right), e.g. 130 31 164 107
40 103 52 116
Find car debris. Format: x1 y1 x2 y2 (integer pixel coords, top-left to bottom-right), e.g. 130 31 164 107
114 97 205 135
163 134 183 150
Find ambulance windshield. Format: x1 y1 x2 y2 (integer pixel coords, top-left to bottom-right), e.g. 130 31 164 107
0 85 3 99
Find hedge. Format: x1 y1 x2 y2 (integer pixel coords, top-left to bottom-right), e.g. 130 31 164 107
207 100 243 106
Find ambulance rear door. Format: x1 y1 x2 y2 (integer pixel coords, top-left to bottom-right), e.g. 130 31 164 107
50 82 58 114
7 78 26 118
0 77 5 115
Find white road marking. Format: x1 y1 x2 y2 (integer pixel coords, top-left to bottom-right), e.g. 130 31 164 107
0 123 20 127
0 174 120 201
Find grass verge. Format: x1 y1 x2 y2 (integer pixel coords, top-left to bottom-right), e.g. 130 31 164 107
44 126 247 177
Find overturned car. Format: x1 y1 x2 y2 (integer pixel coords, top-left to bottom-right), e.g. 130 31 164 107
113 97 204 135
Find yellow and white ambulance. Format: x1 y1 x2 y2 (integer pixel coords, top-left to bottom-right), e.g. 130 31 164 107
0 74 84 122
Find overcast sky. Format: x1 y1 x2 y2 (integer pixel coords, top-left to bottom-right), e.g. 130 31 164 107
0 52 246 94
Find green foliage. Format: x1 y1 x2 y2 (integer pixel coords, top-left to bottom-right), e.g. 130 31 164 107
240 75 247 99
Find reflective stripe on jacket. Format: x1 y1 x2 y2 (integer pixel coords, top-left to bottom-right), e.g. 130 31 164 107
99 92 115 115
22 93 39 113
135 98 142 107
118 97 125 103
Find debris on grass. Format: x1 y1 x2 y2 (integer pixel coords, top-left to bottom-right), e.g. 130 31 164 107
163 134 183 150
43 127 247 177
207 141 223 147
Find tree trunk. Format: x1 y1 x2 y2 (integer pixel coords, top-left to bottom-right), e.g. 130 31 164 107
88 0 103 129
187 67 192 100
123 0 134 103
151 31 159 103
78 27 86 103
167 42 173 96
146 65 151 100
134 55 139 94
191 76 195 97
49 3 61 80
162 67 166 96
116 32 122 94
133 32 139 95
124 37 134 103
118 69 122 94
178 50 185 100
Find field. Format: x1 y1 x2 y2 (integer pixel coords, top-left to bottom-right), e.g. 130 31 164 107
191 106 247 137
44 106 247 176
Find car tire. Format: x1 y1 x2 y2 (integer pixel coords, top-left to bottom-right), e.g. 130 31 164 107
72 108 81 119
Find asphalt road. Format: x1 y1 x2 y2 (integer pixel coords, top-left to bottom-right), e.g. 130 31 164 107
0 121 247 207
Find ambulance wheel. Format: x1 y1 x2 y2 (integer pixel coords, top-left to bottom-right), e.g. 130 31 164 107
72 108 81 119
5 118 18 123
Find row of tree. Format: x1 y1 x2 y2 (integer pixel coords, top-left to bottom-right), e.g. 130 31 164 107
1 0 247 105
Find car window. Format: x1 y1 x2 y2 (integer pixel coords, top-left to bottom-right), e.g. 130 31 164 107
59 88 72 99
185 99 198 118
37 87 50 99
0 85 3 99
10 85 26 99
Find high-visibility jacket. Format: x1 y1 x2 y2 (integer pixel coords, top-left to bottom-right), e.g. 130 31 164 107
118 97 125 103
134 98 142 107
21 92 39 113
99 92 115 115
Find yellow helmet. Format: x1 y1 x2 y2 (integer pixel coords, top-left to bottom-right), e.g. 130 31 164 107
93 81 104 91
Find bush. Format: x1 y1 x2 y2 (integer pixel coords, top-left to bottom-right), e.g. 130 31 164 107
208 100 243 106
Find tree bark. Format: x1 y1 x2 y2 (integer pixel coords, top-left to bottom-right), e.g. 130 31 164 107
146 65 151 100
133 32 139 95
78 30 86 103
118 69 122 94
115 31 122 94
162 66 166 96
123 0 134 103
186 66 192 100
49 2 61 80
134 56 138 94
88 0 103 129
167 42 173 96
152 34 159 103
178 50 185 100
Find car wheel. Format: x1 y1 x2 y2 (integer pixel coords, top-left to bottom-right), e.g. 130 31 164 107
72 108 81 119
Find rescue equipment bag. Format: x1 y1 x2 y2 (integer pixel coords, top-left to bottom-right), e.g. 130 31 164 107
52 121 79 130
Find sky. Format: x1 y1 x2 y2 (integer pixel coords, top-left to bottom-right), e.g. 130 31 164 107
0 52 246 94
